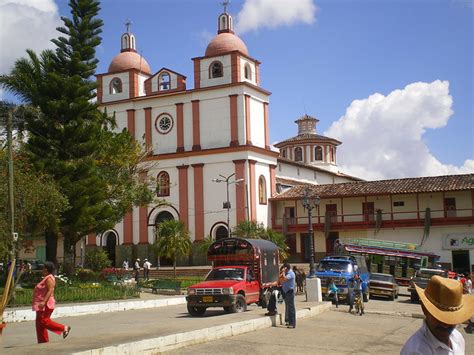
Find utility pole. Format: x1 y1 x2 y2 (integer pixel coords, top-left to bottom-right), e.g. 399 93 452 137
7 109 16 250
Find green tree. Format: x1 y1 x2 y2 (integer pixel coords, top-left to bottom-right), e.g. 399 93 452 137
0 146 68 261
233 221 289 261
153 220 192 280
84 248 111 272
0 0 155 269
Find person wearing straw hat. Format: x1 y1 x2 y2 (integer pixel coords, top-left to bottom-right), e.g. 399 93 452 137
401 275 474 354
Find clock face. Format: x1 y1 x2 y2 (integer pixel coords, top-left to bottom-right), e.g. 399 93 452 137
156 114 173 134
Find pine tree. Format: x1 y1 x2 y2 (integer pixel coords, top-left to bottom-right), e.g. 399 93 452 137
0 0 154 269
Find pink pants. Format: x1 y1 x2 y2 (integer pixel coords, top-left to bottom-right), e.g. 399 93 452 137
35 305 65 343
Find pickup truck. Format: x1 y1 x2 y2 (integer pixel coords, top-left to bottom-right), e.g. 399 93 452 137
408 268 448 303
186 238 279 316
316 255 370 303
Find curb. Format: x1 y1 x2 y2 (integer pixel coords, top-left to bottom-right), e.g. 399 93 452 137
4 297 187 323
72 302 332 355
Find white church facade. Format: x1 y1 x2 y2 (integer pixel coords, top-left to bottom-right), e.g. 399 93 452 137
86 10 357 265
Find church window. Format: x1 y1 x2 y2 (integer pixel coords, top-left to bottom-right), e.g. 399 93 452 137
258 175 267 204
330 147 335 162
157 171 170 197
159 73 170 91
282 149 287 158
209 61 223 78
155 114 173 134
121 34 129 49
315 146 323 161
221 16 227 29
110 78 122 94
295 147 303 162
244 64 252 80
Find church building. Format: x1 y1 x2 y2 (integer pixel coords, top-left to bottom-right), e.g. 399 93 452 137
87 8 357 264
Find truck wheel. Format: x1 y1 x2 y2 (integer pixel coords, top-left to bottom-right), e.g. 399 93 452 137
231 294 247 313
410 292 419 303
187 304 206 317
390 292 395 301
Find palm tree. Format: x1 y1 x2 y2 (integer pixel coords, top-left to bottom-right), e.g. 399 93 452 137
233 220 262 238
233 221 289 261
153 220 192 280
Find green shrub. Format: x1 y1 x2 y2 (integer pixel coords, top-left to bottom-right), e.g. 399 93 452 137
20 271 43 288
84 249 112 272
2 283 140 307
74 268 101 282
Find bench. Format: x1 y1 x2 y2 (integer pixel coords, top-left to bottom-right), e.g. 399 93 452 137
151 279 182 294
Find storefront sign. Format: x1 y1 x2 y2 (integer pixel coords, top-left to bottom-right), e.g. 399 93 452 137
443 234 474 250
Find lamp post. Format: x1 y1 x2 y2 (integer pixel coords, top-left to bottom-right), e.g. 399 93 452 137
212 173 244 238
302 187 321 278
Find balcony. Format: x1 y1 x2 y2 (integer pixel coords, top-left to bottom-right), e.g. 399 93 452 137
273 208 474 232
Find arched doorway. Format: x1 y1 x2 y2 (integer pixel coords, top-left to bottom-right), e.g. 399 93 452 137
154 211 175 266
105 231 118 267
215 225 229 240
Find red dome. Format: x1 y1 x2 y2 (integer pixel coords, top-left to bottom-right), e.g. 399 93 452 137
205 32 249 57
108 51 151 74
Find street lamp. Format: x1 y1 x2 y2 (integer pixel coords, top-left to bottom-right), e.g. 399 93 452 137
212 173 245 238
302 187 321 278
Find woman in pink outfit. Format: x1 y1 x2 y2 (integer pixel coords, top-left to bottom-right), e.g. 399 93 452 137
32 261 71 343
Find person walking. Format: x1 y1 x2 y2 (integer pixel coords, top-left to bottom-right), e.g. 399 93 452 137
32 261 71 343
401 275 474 354
134 258 141 282
143 259 152 280
280 262 296 328
122 259 129 271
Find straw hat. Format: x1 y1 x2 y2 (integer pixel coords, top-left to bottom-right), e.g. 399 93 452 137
415 275 474 325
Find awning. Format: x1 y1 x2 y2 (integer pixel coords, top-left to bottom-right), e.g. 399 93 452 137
344 245 439 259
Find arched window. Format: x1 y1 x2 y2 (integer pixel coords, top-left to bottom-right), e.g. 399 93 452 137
157 171 170 196
330 147 336 162
159 73 170 91
258 175 267 204
221 16 227 29
121 34 129 49
155 211 174 226
244 64 252 80
294 147 303 162
282 149 287 158
315 146 323 161
209 61 223 78
110 78 122 94
215 225 228 240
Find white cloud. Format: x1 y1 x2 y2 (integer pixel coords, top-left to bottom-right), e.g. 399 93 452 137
235 0 317 34
0 0 61 75
325 80 474 180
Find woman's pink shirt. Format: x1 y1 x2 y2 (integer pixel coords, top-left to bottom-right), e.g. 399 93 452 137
32 274 56 311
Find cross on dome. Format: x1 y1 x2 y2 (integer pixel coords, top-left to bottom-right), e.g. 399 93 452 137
222 0 230 14
125 19 133 33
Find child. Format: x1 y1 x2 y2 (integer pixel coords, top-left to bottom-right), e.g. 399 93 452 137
327 278 339 308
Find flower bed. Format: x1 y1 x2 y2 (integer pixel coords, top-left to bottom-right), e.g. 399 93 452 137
3 283 140 307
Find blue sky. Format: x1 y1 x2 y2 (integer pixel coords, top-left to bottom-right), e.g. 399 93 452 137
1 0 473 179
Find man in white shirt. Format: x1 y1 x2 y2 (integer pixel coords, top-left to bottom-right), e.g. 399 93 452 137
401 275 474 355
143 259 152 280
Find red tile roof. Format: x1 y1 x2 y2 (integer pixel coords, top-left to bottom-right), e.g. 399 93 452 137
271 174 474 200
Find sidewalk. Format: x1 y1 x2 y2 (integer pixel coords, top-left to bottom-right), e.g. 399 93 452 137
0 294 330 354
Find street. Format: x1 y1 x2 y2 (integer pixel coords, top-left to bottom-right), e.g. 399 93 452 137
167 291 474 354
